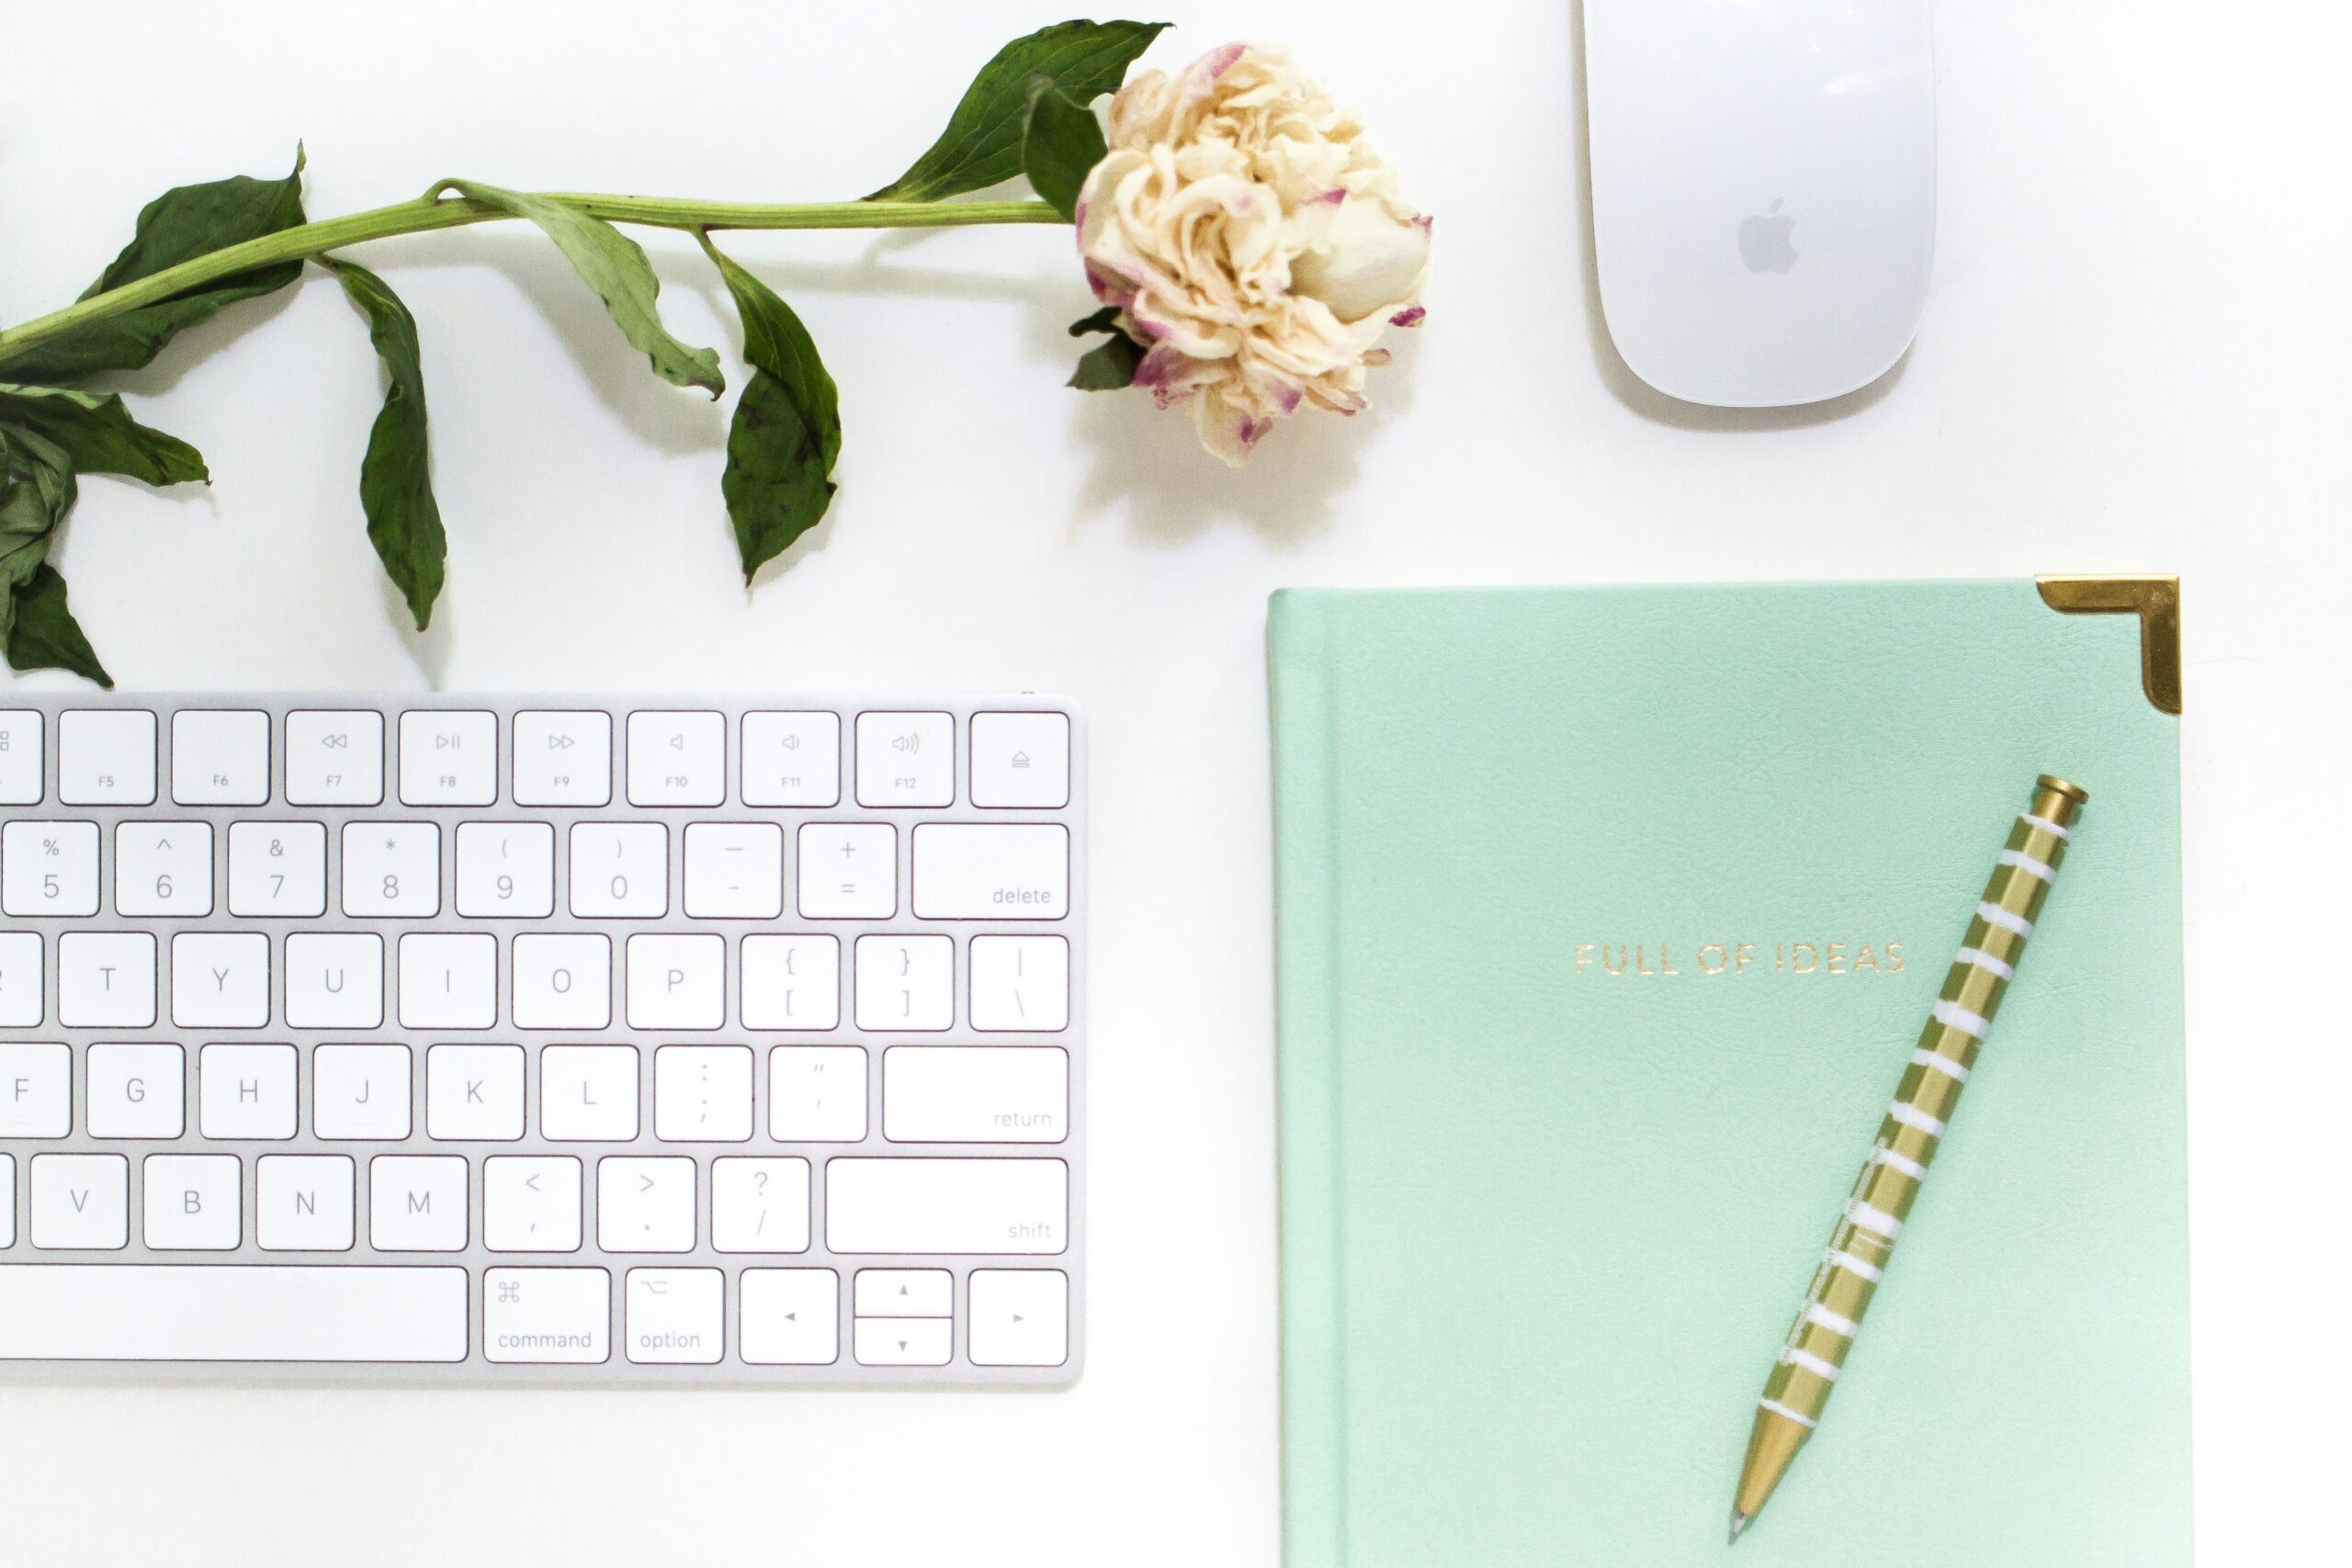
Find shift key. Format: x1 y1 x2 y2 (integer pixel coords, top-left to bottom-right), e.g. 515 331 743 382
825 1157 1068 1254
911 824 1069 919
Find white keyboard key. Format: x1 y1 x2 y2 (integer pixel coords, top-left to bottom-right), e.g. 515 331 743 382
827 1157 1068 1255
969 935 1070 1032
31 1154 130 1249
484 1267 609 1363
740 1269 839 1364
598 1156 696 1252
285 709 384 806
369 1155 469 1250
683 822 784 919
970 711 1072 809
769 1046 868 1143
399 932 498 1030
968 1269 1070 1366
741 934 840 1031
199 1043 297 1139
513 710 613 807
226 820 326 917
797 823 896 919
142 1154 243 1250
0 1157 10 1247
0 1265 466 1361
711 1157 811 1253
0 932 43 1026
855 1268 952 1317
257 1156 355 1250
115 821 214 917
513 933 613 1031
626 933 725 1030
170 709 270 806
569 822 668 918
854 934 954 1032
3 819 99 917
58 931 156 1028
912 823 1069 920
0 710 40 804
0 1043 72 1137
485 1156 583 1252
625 1268 724 1364
883 1046 1069 1144
59 708 156 805
854 710 955 807
343 822 441 918
426 1043 525 1140
626 710 725 807
312 1043 413 1140
653 1044 753 1142
85 1043 186 1139
284 932 385 1030
741 711 842 807
539 1045 640 1141
456 821 556 919
854 1316 953 1367
399 709 497 807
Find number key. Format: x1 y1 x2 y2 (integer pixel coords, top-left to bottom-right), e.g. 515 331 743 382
1 820 99 918
115 822 215 917
456 822 556 918
227 822 327 918
342 823 441 918
569 823 667 918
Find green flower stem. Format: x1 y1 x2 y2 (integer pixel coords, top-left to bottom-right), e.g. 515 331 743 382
0 191 1066 367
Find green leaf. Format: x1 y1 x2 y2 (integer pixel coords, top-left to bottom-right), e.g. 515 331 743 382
440 181 723 395
321 259 447 631
697 235 842 583
5 564 112 688
1066 308 1144 390
867 19 1165 202
0 150 307 384
1 427 79 634
0 384 208 485
1023 81 1108 221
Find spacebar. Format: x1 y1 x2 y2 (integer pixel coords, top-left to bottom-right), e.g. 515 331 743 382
0 1266 469 1362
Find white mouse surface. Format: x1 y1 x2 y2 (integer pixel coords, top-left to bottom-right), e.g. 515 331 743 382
1585 0 1937 407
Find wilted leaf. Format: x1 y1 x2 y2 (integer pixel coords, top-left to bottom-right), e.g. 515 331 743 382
0 426 79 640
868 19 1164 202
0 150 307 384
698 235 841 582
1067 308 1144 390
441 181 723 395
1023 81 1108 221
0 384 208 485
5 564 112 688
322 258 446 631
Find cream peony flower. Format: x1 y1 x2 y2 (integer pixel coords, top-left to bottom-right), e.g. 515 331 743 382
1075 43 1430 465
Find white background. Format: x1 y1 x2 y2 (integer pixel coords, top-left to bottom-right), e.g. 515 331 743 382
2 1 2346 1562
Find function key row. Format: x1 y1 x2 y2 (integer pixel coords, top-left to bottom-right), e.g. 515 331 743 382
0 708 1071 813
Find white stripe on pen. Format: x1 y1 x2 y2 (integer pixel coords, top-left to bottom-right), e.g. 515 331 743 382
1909 1049 1970 1085
1826 1249 1883 1282
1804 1303 1860 1338
1998 848 2055 883
1780 1347 1841 1381
1977 901 2033 937
1759 1398 1818 1428
1872 1143 1930 1178
1953 945 2013 979
1887 1102 1945 1138
2020 812 2072 841
1931 998 1988 1038
1846 1200 1905 1238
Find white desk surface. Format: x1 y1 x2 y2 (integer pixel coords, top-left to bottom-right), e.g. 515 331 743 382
3 1 2344 1561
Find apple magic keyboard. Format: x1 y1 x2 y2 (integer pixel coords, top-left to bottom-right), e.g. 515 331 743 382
0 695 1080 1384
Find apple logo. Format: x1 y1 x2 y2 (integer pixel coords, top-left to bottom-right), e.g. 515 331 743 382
1738 198 1799 274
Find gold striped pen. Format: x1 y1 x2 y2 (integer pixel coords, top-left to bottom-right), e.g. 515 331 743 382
1728 774 2087 1543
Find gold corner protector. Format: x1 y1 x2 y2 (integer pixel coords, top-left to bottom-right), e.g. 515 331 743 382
2037 575 2182 716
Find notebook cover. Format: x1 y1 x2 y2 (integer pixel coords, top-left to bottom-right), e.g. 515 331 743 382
1269 581 2190 1567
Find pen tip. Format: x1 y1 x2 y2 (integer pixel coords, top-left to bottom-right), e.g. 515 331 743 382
1728 1511 1750 1545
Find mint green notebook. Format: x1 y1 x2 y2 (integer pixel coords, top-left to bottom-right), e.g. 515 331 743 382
1270 581 2191 1567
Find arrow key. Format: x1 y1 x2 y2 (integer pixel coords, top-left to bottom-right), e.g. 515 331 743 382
968 1269 1069 1367
854 1268 952 1318
741 1268 840 1365
853 1315 952 1368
